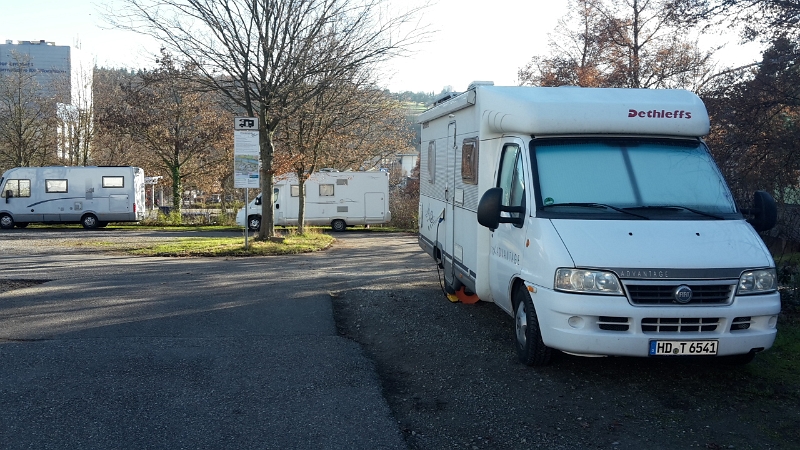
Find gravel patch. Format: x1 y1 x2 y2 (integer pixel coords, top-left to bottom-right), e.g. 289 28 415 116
332 259 799 450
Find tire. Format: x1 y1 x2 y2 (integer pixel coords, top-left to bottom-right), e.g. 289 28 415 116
248 215 261 232
331 219 347 232
81 214 99 229
513 284 553 366
0 214 14 230
15 222 29 228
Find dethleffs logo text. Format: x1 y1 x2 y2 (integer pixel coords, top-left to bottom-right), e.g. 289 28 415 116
628 109 692 119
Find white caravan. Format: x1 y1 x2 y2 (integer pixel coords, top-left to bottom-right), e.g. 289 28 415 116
237 170 391 231
418 83 780 365
0 166 146 229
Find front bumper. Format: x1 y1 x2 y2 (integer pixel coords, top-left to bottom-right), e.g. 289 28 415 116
527 282 781 357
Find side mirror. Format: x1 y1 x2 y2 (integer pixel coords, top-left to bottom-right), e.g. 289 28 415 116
5 190 12 203
746 190 777 232
477 188 503 229
477 187 525 229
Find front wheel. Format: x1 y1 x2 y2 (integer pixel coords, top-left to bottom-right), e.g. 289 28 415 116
248 215 261 232
331 219 346 232
0 213 14 230
81 214 99 229
513 284 553 366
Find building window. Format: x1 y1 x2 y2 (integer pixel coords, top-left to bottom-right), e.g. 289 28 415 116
1 179 31 198
461 137 479 185
46 179 68 193
290 185 301 197
427 141 436 184
102 176 124 188
319 184 334 196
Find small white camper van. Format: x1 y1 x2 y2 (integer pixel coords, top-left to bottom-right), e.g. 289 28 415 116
0 166 146 229
236 170 391 231
418 83 780 365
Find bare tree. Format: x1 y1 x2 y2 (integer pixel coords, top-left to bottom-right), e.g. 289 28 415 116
100 51 232 216
276 78 412 233
92 68 144 166
0 52 61 171
105 0 427 238
670 0 800 41
519 0 715 89
52 58 95 166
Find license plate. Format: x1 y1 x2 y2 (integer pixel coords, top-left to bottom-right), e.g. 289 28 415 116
649 340 718 356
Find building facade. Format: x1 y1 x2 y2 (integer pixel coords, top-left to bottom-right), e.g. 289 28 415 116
0 40 92 164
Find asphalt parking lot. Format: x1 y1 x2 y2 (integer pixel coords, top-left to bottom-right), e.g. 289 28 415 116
2 228 798 450
0 229 418 450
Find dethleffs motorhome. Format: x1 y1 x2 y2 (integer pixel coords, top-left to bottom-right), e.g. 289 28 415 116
237 170 391 231
418 83 780 365
0 166 146 229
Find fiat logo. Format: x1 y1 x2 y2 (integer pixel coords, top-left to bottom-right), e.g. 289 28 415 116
674 285 693 304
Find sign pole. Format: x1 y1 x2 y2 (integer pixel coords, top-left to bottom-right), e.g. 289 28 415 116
233 116 260 249
244 188 249 248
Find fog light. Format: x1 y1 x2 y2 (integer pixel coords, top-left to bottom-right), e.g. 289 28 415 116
768 316 778 328
568 316 584 329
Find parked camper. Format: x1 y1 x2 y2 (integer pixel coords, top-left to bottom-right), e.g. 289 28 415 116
237 170 391 231
0 166 146 229
418 83 779 365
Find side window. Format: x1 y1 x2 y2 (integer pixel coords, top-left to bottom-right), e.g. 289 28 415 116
461 137 479 185
497 144 525 221
102 176 124 188
291 185 299 197
319 184 334 196
427 141 436 184
46 179 68 193
1 179 31 198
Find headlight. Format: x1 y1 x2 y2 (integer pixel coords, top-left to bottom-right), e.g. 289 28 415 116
555 268 623 295
737 269 777 295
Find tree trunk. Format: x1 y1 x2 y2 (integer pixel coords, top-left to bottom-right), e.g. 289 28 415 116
171 165 182 221
258 113 275 239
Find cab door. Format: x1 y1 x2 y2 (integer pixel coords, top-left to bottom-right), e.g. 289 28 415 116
488 139 530 312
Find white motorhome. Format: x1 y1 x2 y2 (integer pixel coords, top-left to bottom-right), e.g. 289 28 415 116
0 166 146 229
418 83 780 365
237 170 391 231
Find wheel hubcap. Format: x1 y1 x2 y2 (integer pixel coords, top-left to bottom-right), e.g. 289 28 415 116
515 301 527 347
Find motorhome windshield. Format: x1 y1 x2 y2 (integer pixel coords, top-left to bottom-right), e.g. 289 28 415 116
533 138 738 218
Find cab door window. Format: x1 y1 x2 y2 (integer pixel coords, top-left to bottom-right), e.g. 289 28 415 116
2 179 31 198
497 144 525 222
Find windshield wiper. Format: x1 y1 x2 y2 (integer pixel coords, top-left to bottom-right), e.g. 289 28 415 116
622 205 724 220
544 203 649 219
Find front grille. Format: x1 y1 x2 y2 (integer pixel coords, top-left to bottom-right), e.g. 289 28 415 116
626 284 733 305
642 317 719 333
598 316 629 331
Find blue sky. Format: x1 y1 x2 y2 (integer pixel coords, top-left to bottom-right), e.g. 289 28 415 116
1 0 762 94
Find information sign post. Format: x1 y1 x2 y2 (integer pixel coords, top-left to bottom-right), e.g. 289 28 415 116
234 117 260 248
